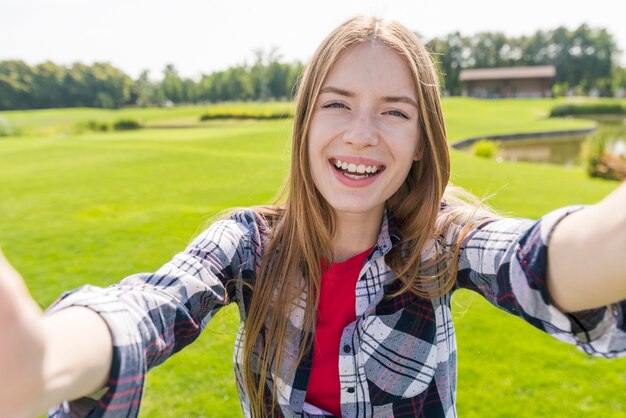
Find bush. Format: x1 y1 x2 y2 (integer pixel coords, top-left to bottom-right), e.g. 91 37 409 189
583 127 626 181
0 116 15 137
84 120 110 132
199 112 289 121
588 153 626 181
473 139 499 159
549 103 626 117
113 119 142 130
551 82 570 98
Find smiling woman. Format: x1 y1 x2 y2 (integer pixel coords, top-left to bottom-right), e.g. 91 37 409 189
1 15 626 418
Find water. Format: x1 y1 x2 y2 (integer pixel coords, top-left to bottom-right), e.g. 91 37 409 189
495 134 588 166
458 116 626 166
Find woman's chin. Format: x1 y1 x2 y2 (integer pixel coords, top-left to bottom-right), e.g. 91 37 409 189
327 200 385 219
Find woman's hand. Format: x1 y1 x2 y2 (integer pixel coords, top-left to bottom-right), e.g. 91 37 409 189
0 249 46 418
0 249 114 417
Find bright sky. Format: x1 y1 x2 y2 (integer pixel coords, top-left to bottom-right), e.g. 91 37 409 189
2 0 625 80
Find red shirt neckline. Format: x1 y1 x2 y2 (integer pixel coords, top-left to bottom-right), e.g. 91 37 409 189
321 246 374 274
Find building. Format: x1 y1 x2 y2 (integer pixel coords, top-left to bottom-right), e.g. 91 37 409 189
459 65 556 98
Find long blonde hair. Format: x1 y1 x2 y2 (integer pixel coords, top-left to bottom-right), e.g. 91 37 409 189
242 15 496 416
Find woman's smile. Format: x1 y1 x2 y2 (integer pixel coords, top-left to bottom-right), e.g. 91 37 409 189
328 156 386 185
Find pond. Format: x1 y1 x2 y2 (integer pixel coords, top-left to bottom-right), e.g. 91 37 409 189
454 116 626 167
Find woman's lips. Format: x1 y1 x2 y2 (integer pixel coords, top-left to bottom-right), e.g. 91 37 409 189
329 159 385 187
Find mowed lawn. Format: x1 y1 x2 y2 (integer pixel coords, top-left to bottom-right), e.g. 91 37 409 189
1 99 625 417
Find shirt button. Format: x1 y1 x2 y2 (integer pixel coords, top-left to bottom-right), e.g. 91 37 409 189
347 387 355 393
343 344 351 353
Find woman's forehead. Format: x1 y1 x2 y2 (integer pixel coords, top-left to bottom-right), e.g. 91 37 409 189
322 42 417 98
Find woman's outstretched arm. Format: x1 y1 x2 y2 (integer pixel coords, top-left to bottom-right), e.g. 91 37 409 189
0 251 112 418
548 180 626 312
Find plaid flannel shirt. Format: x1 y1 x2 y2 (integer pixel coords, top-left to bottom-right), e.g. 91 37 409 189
47 205 626 418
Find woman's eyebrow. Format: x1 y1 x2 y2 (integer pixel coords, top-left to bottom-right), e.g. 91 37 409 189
319 86 418 109
382 95 419 109
319 86 354 97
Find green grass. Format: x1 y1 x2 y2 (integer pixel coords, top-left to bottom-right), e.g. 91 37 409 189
1 99 625 417
1 120 292 417
0 102 295 136
443 97 594 142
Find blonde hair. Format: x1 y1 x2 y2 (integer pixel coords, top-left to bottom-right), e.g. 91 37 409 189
241 15 497 416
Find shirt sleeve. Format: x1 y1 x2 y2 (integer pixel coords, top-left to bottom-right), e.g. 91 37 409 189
45 210 263 418
456 205 626 358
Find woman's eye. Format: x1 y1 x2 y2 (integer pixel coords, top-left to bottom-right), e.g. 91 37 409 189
322 102 347 109
386 110 409 119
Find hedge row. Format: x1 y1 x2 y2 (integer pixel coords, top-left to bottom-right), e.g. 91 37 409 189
199 112 290 121
549 103 626 117
83 119 142 132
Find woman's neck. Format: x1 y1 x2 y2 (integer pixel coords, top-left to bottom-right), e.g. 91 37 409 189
331 208 383 262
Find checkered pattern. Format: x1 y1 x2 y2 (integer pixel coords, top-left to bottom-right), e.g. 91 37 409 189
47 206 626 418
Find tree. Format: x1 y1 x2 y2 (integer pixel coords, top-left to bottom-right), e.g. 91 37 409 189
132 70 151 107
182 78 198 103
426 32 469 95
470 32 510 68
0 60 33 110
161 64 184 103
82 63 133 108
31 62 66 108
64 63 91 107
223 67 253 101
267 61 291 99
250 49 270 100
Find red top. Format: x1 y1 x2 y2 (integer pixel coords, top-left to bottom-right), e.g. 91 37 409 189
305 247 372 417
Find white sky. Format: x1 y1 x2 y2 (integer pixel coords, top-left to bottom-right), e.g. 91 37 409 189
1 0 625 80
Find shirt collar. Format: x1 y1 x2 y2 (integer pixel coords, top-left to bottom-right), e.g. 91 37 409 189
370 210 401 260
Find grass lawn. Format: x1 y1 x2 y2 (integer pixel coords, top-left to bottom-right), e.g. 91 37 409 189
0 102 295 137
1 99 625 417
443 97 594 142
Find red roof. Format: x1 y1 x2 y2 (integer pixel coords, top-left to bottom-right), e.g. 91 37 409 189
459 65 556 81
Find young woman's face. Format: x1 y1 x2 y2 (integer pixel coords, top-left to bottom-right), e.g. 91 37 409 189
308 42 421 221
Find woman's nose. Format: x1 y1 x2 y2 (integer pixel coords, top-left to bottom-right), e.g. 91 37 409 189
342 113 379 148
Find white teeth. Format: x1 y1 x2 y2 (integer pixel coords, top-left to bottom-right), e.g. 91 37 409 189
344 173 365 179
332 159 382 175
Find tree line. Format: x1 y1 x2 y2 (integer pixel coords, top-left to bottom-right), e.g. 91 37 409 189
1 25 625 110
135 49 305 107
0 49 304 111
426 23 624 96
